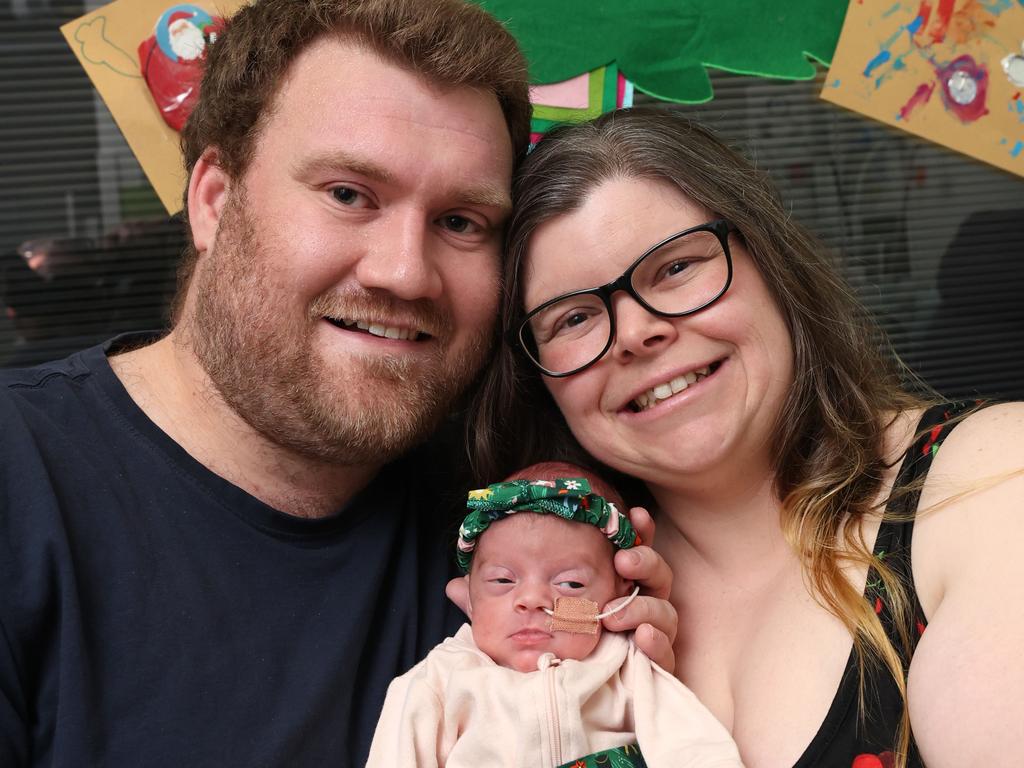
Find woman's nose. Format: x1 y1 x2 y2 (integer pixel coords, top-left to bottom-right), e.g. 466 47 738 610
609 293 679 363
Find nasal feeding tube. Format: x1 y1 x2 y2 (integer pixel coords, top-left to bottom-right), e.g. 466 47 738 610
542 585 641 635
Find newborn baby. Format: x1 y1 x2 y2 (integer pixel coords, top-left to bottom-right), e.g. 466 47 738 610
365 462 743 768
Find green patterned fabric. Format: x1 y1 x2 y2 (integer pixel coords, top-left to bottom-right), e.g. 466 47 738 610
557 742 648 768
457 477 638 572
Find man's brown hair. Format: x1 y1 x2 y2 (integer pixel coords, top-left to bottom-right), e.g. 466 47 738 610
174 0 532 321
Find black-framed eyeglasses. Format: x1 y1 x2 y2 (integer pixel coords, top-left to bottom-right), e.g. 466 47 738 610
509 219 735 377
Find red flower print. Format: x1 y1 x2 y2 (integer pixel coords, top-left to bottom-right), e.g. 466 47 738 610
921 425 943 456
852 751 894 768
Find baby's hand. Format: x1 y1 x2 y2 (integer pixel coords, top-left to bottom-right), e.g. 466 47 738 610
603 506 678 672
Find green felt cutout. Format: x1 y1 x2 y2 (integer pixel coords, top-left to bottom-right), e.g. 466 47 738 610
474 0 849 103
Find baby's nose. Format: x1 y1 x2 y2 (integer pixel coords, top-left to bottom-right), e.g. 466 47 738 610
514 582 551 612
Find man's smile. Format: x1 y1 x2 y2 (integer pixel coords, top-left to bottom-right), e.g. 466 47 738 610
324 314 432 341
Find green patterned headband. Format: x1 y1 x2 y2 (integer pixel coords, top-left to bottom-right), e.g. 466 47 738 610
456 477 638 573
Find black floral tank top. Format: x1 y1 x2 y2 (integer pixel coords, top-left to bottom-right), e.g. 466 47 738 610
792 402 974 768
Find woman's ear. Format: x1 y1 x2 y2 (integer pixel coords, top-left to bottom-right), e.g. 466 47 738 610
187 147 230 255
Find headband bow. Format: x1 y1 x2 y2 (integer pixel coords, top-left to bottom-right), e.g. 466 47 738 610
456 477 638 573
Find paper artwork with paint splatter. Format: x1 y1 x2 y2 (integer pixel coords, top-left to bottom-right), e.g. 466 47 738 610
823 0 1024 178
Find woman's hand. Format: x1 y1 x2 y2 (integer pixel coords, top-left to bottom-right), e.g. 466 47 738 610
602 506 678 672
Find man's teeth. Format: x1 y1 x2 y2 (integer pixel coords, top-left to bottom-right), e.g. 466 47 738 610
633 367 711 411
336 317 422 341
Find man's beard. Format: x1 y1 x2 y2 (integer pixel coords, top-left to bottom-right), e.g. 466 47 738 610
186 188 493 466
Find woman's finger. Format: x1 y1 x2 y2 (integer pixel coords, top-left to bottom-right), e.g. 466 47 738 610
601 593 678 646
614 543 673 600
632 623 676 673
627 505 656 546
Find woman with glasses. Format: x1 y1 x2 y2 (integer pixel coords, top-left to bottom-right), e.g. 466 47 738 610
471 107 1024 768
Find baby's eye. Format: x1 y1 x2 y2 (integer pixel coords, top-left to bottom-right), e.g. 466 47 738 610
490 577 514 585
556 580 585 590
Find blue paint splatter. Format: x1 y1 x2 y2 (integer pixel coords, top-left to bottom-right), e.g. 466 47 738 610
907 15 924 34
893 58 906 71
982 0 1014 15
883 2 903 17
864 50 892 78
829 79 841 88
1011 140 1024 158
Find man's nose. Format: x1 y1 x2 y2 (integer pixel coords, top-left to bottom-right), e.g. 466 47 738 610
354 211 444 301
609 292 678 364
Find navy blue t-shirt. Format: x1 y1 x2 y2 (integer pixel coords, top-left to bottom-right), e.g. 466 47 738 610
0 335 465 767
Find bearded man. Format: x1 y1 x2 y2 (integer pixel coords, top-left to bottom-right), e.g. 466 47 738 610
0 1 675 765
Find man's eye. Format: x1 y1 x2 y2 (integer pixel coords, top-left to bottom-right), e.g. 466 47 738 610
439 214 480 234
556 580 585 590
331 186 367 207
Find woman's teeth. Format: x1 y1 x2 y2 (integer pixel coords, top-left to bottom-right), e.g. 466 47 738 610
632 366 711 411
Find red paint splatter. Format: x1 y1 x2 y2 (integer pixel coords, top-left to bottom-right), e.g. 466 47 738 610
875 596 884 614
929 0 956 44
898 82 935 120
913 0 933 43
1014 92 1021 101
936 55 990 123
916 619 927 635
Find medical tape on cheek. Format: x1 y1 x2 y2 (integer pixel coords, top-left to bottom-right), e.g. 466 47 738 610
543 586 641 635
547 597 600 635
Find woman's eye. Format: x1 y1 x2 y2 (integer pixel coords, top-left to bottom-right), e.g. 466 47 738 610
550 309 597 338
663 259 691 277
556 580 585 590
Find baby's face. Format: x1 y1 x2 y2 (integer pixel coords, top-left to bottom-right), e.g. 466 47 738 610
466 513 627 672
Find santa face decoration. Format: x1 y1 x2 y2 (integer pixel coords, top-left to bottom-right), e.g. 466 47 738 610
139 4 224 132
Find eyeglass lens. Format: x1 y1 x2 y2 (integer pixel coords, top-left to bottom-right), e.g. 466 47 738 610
524 228 729 375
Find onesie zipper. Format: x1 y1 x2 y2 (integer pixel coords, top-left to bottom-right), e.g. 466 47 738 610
544 658 563 766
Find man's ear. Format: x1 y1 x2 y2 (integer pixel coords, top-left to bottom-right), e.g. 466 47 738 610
187 148 230 254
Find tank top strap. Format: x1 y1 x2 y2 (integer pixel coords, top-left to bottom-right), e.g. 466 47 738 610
869 401 981 647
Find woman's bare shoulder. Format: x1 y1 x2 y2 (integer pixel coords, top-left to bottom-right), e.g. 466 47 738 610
907 401 1024 764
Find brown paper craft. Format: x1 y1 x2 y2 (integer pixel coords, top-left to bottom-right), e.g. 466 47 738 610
61 0 246 213
822 0 1024 179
